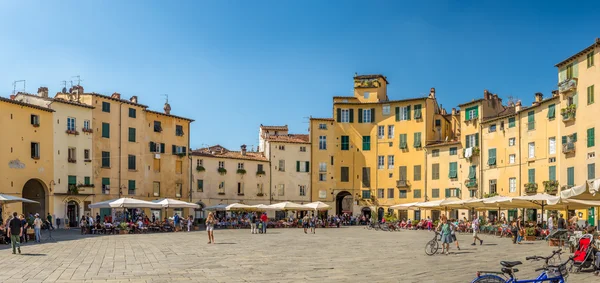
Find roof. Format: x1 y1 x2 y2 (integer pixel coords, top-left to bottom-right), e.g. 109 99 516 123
482 107 516 123
15 93 94 109
0 96 54 112
333 97 427 105
555 38 600 67
85 92 149 108
458 99 484 107
354 74 389 84
191 146 268 162
260 125 288 131
424 140 461 148
332 96 357 99
310 117 334 121
145 109 194 122
266 134 310 144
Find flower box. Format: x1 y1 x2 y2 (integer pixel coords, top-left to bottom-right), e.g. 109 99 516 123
196 165 205 172
543 180 559 195
218 168 227 175
82 128 93 133
256 170 266 176
236 169 246 175
524 183 538 194
66 129 79 135
32 123 40 128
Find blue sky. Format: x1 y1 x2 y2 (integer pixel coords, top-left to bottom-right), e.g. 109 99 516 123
1 1 598 150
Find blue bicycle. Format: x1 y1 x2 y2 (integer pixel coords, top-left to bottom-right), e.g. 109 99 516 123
471 252 572 283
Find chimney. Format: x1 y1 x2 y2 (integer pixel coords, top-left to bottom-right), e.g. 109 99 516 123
164 102 171 115
484 89 490 100
37 87 49 98
220 148 224 154
429 87 436 99
451 108 456 115
515 101 522 112
130 96 138 103
535 92 543 102
9 95 15 100
111 92 121 99
552 90 559 97
241 144 247 156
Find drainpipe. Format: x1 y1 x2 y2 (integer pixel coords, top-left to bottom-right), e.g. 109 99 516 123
479 121 483 199
424 148 428 219
188 123 192 203
269 142 272 204
118 102 122 198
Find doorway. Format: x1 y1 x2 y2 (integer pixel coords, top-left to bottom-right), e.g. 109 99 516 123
589 208 595 226
67 201 80 227
335 191 352 215
361 207 371 220
22 179 46 216
377 207 384 222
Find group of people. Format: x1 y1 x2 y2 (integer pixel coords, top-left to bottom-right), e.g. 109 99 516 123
2 212 46 254
436 214 484 255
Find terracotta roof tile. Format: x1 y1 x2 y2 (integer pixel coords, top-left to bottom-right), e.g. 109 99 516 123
310 117 334 121
145 109 194 122
354 74 389 84
0 96 54 112
425 140 462 148
191 145 268 162
260 124 288 131
15 93 95 109
266 134 310 144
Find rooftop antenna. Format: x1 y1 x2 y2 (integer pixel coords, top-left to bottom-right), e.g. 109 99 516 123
161 94 169 103
71 75 83 86
60 81 68 93
12 80 25 95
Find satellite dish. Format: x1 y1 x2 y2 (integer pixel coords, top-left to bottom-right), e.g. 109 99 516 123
62 87 67 93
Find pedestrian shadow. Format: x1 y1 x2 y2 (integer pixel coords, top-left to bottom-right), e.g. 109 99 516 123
214 243 236 245
452 251 474 255
21 253 46 256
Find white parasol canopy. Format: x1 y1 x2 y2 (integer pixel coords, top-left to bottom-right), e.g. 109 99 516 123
302 201 331 211
390 202 424 210
203 204 227 211
152 198 200 209
269 201 313 211
0 194 39 204
415 197 462 209
225 203 252 211
248 204 277 211
560 184 590 200
88 197 163 209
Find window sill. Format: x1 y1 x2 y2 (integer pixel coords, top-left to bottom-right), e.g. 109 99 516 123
101 166 111 169
237 193 245 196
153 194 160 197
218 192 226 195
31 157 40 160
197 190 203 193
84 159 92 163
128 170 138 172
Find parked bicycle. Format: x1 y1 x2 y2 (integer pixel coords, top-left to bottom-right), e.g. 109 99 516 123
471 255 573 283
425 231 440 256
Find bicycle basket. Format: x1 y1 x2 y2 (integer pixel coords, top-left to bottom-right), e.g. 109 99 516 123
545 264 568 279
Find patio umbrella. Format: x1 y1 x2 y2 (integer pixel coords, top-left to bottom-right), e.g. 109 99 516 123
0 194 39 204
269 201 312 211
203 204 227 211
390 202 424 210
152 198 200 209
561 183 596 200
302 201 331 211
88 197 163 209
248 204 277 211
225 203 252 211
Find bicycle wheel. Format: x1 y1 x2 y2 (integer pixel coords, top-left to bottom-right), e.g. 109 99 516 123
470 275 505 283
424 240 439 256
367 225 372 230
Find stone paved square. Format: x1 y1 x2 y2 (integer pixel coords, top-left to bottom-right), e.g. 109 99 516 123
0 227 594 282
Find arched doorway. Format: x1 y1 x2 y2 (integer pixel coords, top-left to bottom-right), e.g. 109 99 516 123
335 191 353 215
377 207 384 222
361 207 371 219
67 201 80 228
22 179 46 216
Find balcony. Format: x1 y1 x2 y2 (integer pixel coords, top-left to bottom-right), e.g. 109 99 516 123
561 106 576 122
543 180 559 195
465 179 477 189
558 78 577 94
462 147 480 160
396 180 409 188
524 183 538 195
562 142 575 154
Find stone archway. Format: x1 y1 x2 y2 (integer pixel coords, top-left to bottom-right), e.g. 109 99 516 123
66 200 80 228
335 191 352 215
22 179 47 216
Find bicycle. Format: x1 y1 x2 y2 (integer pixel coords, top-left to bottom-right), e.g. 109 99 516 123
424 231 440 256
471 256 573 283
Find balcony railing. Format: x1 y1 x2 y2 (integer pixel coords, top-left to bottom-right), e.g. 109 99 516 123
524 183 538 194
561 106 576 122
558 77 577 94
562 142 575 154
465 179 477 188
396 180 408 188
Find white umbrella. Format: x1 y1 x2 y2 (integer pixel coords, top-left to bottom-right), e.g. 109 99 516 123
303 201 331 211
390 202 423 210
270 201 313 211
0 194 39 204
226 203 252 211
152 198 200 209
416 198 462 209
248 204 277 211
88 197 163 209
204 204 227 211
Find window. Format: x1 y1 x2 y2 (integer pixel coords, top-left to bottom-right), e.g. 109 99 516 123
128 127 136 142
377 189 384 198
101 151 110 167
387 188 394 198
588 128 595 147
362 190 371 199
432 149 440 157
84 149 90 161
549 166 556 181
296 161 309 173
566 63 573 79
83 120 90 130
319 162 326 172
414 165 421 181
528 168 535 183
102 178 110 194
30 114 39 126
68 176 77 190
278 145 285 150
509 154 516 164
567 167 575 187
465 133 478 148
488 148 496 166
509 178 516 193
413 189 422 198
102 102 110 113
319 136 327 150
153 182 160 197
377 126 385 139
153 121 162 132
362 109 372 123
128 180 136 195
237 183 244 195
362 136 371 151
508 117 515 128
197 180 204 192
176 125 184 136
549 157 557 163
68 147 76 162
362 167 371 187
399 134 408 149
238 163 244 170
318 123 327 130
470 190 477 198
549 137 556 154
382 105 390 115
377 156 384 169
489 179 497 195
175 183 182 197
432 189 440 198
396 106 411 121
435 119 441 127
84 177 90 185
364 92 370 99
218 182 225 194
127 155 136 170
527 111 535 131
67 117 76 131
128 108 136 118
445 188 460 198
278 184 285 196
399 190 407 199
413 132 422 148
388 125 394 139
319 173 326 181
528 142 535 158
509 137 515 146
341 136 349 150
468 165 476 179
489 124 496 132
299 185 306 196
589 163 596 180
547 104 556 119
278 160 285 171
388 155 395 169
413 104 422 119
299 146 306 152
588 52 595 68
340 109 351 123
331 156 334 165
449 147 457 155
102 123 110 138
176 160 182 174
432 163 439 180
219 161 225 168
448 162 457 178
399 166 407 181
465 106 478 120
257 164 263 173
341 167 349 182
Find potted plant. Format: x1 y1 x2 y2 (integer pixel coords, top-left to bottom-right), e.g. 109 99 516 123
68 185 78 195
543 180 559 195
256 170 266 176
176 153 186 158
236 168 247 175
196 165 205 172
119 222 128 234
218 167 227 175
483 192 499 198
524 183 538 194
525 227 536 241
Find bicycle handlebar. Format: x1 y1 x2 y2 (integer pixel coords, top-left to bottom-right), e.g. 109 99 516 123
526 249 562 261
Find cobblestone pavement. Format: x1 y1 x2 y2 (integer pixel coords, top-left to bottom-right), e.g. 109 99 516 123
0 227 595 282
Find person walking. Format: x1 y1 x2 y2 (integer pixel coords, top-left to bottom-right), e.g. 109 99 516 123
310 214 317 234
516 217 524 244
8 212 22 254
511 221 519 244
437 215 454 255
173 213 180 232
260 212 268 234
471 214 483 246
557 214 566 230
187 215 193 232
302 214 310 234
451 219 460 250
19 214 28 243
205 212 215 244
33 214 42 243
250 213 257 234
46 213 53 230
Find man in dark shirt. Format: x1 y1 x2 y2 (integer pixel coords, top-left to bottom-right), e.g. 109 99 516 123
96 213 101 224
7 212 22 254
557 214 566 229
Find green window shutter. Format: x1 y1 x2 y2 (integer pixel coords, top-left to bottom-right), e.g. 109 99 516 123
102 123 110 138
305 161 310 172
488 148 496 166
567 167 575 186
528 169 535 183
349 109 354 123
363 136 371 151
172 145 176 154
508 117 515 128
468 165 476 179
465 135 470 148
197 180 203 190
128 180 135 191
406 105 411 120
549 166 556 181
84 177 90 185
414 104 422 119
572 133 577 142
160 143 165 153
399 134 407 149
395 107 400 121
358 108 363 123
371 108 375 123
413 132 421 148
336 108 341 122
588 128 595 147
475 133 479 147
128 127 136 142
562 136 567 144
102 178 110 186
474 106 479 118
547 104 555 119
445 188 450 198
449 162 457 178
296 161 300 172
149 142 155 152
528 111 535 130
588 163 596 180
68 175 77 185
